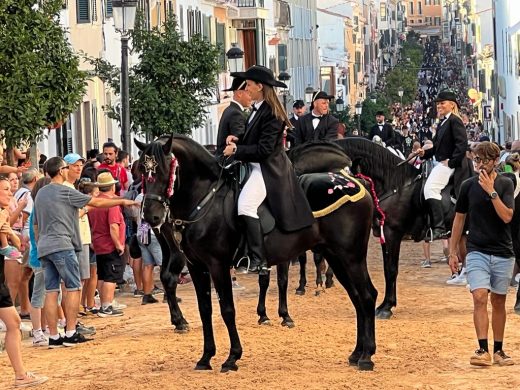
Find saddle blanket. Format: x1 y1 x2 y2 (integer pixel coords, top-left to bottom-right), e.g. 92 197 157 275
298 170 366 218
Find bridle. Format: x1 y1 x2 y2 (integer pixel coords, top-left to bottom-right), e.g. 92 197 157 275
141 151 226 232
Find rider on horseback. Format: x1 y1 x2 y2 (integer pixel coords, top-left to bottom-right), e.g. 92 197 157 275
223 65 314 275
417 90 468 241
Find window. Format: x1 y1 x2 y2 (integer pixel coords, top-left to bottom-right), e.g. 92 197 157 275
418 2 422 15
77 0 91 23
418 19 422 24
202 15 211 41
380 4 386 21
409 1 413 15
92 0 97 21
425 17 431 26
187 8 202 39
216 22 225 70
435 17 441 26
278 44 287 71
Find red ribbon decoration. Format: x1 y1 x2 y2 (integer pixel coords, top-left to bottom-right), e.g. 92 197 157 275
355 173 386 244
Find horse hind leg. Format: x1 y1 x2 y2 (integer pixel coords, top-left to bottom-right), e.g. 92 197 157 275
314 252 326 296
515 281 520 315
325 263 335 289
257 271 271 325
276 262 295 328
326 253 377 371
295 253 307 295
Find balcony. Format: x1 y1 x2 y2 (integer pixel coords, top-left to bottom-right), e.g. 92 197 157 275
228 0 268 20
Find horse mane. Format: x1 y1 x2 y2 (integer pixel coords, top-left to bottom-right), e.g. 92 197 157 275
156 134 221 178
335 137 420 194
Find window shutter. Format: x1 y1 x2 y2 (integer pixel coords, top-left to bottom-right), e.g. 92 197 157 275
105 0 113 17
92 0 98 22
77 0 91 23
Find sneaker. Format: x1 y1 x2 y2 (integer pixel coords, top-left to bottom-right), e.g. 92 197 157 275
76 322 96 336
63 332 92 347
470 348 492 366
97 305 124 318
111 300 127 310
85 306 99 315
141 294 159 305
493 350 514 366
14 372 48 388
0 245 22 260
152 285 164 295
48 336 64 349
32 334 48 347
420 259 432 268
133 289 145 297
447 271 467 285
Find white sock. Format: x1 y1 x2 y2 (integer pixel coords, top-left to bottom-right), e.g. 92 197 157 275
65 330 76 338
33 328 43 337
49 334 60 340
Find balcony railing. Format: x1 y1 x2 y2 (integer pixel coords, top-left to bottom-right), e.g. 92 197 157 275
236 0 265 7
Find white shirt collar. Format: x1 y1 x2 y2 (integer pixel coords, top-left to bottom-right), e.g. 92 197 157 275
254 101 264 110
231 99 245 111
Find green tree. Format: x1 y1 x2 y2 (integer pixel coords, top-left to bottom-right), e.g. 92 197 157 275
0 0 87 148
87 14 221 138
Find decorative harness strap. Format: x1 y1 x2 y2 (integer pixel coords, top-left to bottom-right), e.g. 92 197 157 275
355 173 386 244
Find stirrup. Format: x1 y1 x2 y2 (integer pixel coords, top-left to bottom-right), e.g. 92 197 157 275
235 256 250 271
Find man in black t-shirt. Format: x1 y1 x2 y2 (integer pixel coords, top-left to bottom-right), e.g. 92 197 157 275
449 142 515 367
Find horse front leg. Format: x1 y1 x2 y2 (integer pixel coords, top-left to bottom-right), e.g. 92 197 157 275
325 264 335 289
375 232 402 320
257 271 271 325
188 263 216 370
210 263 243 372
295 252 307 295
276 262 294 328
154 228 189 332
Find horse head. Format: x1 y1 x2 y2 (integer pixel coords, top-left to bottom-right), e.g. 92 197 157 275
135 135 175 227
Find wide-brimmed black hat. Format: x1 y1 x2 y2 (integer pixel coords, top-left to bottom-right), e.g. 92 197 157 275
222 77 247 92
375 111 385 116
231 65 287 88
312 91 334 102
434 90 459 107
293 99 305 108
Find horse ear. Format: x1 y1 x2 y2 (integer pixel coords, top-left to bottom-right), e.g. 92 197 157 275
134 139 147 151
162 135 173 154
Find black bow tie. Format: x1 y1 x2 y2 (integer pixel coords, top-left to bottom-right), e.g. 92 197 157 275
251 105 258 112
440 116 446 121
312 114 322 119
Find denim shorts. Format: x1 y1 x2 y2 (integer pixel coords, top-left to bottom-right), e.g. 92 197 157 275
30 267 45 308
40 250 82 292
138 234 163 267
466 251 515 295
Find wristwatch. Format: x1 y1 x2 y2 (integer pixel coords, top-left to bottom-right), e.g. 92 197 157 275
489 191 498 199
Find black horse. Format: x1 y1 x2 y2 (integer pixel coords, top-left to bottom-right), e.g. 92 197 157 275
135 135 377 372
291 138 461 319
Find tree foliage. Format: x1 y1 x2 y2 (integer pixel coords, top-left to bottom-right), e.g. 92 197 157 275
87 14 221 138
0 0 87 147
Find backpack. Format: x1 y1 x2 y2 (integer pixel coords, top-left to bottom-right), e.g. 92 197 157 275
123 181 141 221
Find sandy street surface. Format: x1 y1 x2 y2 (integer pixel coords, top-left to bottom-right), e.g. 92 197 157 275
1 237 519 389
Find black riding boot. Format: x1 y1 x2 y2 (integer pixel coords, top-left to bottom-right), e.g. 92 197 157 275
426 199 446 242
242 216 269 276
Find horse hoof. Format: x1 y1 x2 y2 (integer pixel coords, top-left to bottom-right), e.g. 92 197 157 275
281 320 295 328
259 319 272 326
195 363 212 371
174 327 189 334
295 289 305 296
221 363 238 373
358 360 374 371
514 304 520 315
375 308 393 320
348 352 361 366
325 281 334 289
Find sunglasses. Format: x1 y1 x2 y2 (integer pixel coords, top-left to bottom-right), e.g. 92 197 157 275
60 166 70 171
472 156 490 164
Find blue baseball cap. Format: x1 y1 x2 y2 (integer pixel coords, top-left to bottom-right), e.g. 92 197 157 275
63 153 85 165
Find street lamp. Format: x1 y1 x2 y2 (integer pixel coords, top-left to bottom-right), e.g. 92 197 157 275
355 101 362 135
397 86 404 118
278 71 291 113
226 43 244 73
370 93 377 104
336 97 345 112
305 85 314 106
113 0 138 154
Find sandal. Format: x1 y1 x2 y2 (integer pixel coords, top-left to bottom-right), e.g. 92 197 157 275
179 274 192 285
14 372 48 388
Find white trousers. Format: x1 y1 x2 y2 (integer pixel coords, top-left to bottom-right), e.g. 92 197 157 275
424 161 455 200
238 163 266 218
